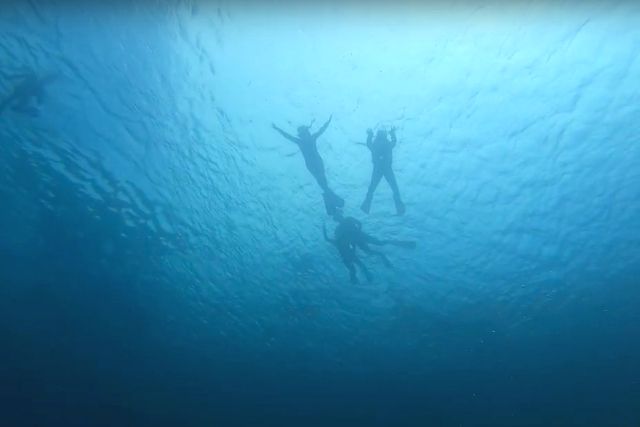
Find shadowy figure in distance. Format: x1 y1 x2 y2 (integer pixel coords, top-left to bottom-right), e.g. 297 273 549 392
0 71 59 117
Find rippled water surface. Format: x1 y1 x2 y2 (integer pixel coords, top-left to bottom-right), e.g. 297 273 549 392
1 1 639 426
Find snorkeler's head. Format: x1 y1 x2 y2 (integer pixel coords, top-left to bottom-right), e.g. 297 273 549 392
375 129 387 141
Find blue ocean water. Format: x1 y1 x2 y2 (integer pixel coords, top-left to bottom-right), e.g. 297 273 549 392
1 1 639 426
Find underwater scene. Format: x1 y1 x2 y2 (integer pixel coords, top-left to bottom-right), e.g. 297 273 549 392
0 1 639 426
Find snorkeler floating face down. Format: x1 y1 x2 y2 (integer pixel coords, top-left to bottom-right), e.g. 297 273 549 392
271 115 344 216
273 117 413 282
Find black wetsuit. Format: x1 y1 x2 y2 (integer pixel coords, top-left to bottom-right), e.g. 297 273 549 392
298 136 331 193
333 217 370 283
361 130 405 215
329 216 393 283
273 119 344 215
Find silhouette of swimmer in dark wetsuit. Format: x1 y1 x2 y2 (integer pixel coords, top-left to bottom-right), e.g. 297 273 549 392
361 127 406 215
323 210 416 284
272 115 345 215
0 72 59 117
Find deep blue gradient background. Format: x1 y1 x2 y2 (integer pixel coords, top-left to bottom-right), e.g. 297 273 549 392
1 1 639 426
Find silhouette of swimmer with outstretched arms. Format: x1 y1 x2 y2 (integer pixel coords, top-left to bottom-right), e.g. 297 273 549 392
360 127 406 215
323 209 416 283
272 115 345 215
0 71 59 117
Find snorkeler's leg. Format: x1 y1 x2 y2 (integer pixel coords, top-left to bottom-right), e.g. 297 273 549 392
338 246 358 283
361 168 384 214
358 242 392 268
310 165 329 192
396 241 416 249
385 169 405 215
323 185 345 210
307 160 333 214
322 188 345 216
361 233 385 246
384 240 417 249
323 193 337 216
317 158 344 208
342 257 358 283
347 262 358 284
303 155 328 189
362 232 416 250
328 189 345 208
354 257 373 282
309 158 344 213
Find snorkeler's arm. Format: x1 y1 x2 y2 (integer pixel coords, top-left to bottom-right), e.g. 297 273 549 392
312 115 332 139
272 124 299 144
366 129 373 149
389 127 397 147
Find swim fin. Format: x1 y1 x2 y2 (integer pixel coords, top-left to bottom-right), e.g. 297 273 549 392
361 197 371 214
323 193 337 216
327 190 344 208
323 191 344 216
